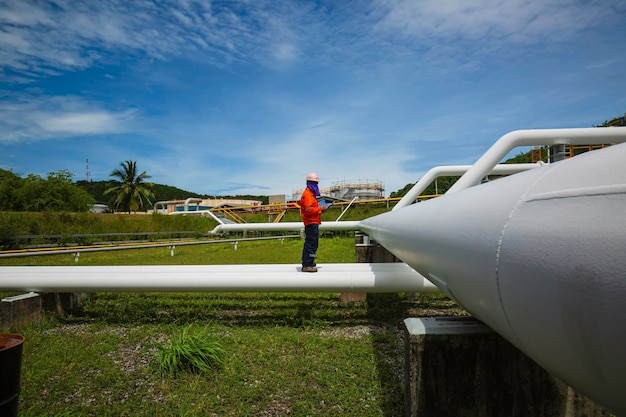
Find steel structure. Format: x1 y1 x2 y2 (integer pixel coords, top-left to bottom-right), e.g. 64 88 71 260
2 127 626 414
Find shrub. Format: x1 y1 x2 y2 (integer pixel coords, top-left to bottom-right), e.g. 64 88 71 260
158 325 226 376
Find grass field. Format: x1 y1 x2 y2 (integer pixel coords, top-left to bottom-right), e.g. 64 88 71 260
1 233 466 416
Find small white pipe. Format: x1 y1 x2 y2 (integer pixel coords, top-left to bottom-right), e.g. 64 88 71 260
335 197 358 221
169 208 225 224
184 197 203 211
154 199 202 213
447 127 626 193
208 220 362 235
204 209 225 224
394 163 540 210
153 199 185 212
0 263 439 293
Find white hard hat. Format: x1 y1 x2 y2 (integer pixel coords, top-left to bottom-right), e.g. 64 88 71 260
306 172 319 182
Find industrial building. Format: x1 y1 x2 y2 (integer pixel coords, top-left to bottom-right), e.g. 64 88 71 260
152 198 262 214
292 179 384 202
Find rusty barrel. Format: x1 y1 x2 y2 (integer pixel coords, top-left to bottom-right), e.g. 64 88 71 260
0 334 24 417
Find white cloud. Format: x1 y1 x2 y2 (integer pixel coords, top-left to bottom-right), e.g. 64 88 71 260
37 111 129 135
272 42 298 63
0 0 318 80
2 0 624 82
379 0 592 39
373 0 624 58
0 94 136 143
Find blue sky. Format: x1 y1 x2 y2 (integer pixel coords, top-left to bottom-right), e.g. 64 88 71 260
1 0 625 198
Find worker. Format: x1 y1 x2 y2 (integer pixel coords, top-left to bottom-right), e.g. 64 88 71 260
299 172 328 272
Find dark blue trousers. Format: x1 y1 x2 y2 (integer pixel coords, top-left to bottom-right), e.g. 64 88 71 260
302 224 319 267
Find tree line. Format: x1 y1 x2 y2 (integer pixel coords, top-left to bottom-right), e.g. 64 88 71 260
0 160 269 213
0 161 155 213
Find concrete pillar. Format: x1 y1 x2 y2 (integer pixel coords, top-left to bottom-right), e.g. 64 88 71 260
404 317 610 417
1 293 42 328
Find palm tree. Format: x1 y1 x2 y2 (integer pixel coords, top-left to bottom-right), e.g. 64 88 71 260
104 160 155 213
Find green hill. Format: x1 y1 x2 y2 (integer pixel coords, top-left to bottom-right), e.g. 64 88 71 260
76 180 204 206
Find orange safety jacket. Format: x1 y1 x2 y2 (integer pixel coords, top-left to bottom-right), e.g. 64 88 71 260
299 187 323 225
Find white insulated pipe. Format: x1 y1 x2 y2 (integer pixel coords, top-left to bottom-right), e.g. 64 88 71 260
0 263 439 293
448 127 626 193
394 163 541 210
184 197 202 211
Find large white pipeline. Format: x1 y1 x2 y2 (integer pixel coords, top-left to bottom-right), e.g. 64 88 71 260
0 263 438 293
361 140 626 415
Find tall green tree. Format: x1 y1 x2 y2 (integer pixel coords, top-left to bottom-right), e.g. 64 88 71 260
104 160 155 213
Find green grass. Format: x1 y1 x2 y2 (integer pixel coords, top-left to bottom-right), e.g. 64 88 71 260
1 234 467 416
0 211 219 249
0 235 353 266
14 291 462 417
